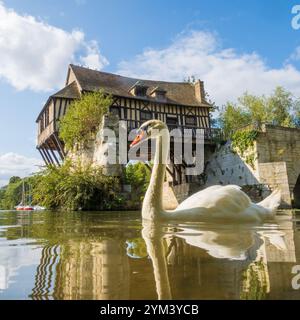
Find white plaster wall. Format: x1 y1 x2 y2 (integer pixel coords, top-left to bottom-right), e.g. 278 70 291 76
204 142 260 187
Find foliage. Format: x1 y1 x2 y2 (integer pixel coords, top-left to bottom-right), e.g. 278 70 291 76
0 180 23 209
219 86 300 138
32 160 123 211
219 103 251 138
9 176 22 184
124 162 151 206
241 259 269 300
59 90 112 150
0 176 37 210
231 130 258 169
0 187 7 209
231 130 258 156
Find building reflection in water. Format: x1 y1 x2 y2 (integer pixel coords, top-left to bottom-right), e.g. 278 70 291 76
31 240 130 300
29 215 300 300
30 245 60 300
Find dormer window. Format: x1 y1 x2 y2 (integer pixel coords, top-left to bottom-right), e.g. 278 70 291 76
150 87 167 101
129 81 148 97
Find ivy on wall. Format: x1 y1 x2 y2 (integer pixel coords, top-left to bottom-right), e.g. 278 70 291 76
231 130 258 168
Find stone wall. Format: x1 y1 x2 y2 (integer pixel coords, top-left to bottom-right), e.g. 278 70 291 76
67 113 123 176
200 124 300 208
255 124 300 208
258 162 291 208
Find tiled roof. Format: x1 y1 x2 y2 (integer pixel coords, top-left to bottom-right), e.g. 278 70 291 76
69 64 210 107
52 81 81 99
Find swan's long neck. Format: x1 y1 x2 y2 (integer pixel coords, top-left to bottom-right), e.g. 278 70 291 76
142 129 169 220
142 223 172 299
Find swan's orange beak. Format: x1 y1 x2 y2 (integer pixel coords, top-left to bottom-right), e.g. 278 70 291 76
130 131 144 148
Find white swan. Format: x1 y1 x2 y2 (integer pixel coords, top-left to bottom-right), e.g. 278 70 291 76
130 120 281 222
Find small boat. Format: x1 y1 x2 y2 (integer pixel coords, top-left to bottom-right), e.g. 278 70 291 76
16 205 34 211
15 180 41 211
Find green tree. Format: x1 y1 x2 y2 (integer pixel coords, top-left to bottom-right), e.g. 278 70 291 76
0 187 6 209
9 176 21 184
219 103 251 137
0 179 23 209
219 86 300 138
59 90 112 150
0 176 40 210
266 86 296 127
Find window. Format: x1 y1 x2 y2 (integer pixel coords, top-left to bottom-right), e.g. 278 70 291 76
110 106 120 117
185 116 197 126
156 92 166 100
166 116 178 126
130 81 149 97
140 110 152 121
135 87 147 97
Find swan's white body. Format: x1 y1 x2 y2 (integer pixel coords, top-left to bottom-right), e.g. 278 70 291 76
135 120 281 223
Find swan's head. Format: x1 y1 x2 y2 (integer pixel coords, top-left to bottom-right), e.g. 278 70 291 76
130 119 167 148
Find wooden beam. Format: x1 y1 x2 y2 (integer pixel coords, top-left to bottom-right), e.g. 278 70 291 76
144 163 152 173
166 166 173 177
52 134 64 161
40 147 51 165
44 145 54 165
37 147 48 166
53 133 66 157
45 141 60 166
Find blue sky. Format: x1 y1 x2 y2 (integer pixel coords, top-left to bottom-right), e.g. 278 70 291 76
1 0 300 185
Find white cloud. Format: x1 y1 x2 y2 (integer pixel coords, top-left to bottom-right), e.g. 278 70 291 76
0 153 43 187
0 2 108 91
289 46 300 62
80 40 109 70
118 30 300 105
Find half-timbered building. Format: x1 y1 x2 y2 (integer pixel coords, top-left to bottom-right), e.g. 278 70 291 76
36 64 217 185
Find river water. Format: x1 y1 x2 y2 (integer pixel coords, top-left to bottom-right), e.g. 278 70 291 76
0 210 299 300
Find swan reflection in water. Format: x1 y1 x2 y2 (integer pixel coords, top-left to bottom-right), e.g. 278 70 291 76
141 217 296 300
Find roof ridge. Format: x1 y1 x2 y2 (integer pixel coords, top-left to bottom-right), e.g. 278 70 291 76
69 64 195 86
68 64 210 107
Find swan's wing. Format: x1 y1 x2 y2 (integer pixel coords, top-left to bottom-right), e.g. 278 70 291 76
176 185 251 216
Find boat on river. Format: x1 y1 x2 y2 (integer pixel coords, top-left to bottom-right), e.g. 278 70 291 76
15 181 45 211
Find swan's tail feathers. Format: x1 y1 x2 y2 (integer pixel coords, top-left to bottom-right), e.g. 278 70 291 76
258 189 281 213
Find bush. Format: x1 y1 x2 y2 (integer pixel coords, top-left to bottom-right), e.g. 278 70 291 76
124 162 151 206
32 161 124 211
59 90 112 150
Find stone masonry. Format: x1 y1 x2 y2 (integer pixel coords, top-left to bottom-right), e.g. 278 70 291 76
199 124 300 208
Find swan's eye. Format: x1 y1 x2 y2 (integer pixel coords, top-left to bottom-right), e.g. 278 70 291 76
141 125 149 135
